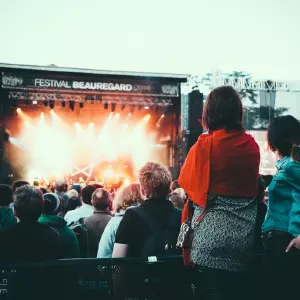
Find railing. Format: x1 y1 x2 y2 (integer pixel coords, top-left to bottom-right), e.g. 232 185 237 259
0 255 264 300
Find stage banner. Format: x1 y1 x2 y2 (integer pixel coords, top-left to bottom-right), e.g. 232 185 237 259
1 72 179 97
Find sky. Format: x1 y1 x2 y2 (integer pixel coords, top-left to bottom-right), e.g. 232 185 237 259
1 0 300 81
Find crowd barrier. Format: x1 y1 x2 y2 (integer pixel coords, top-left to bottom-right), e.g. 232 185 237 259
0 255 264 300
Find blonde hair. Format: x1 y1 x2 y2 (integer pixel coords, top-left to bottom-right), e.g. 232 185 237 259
138 162 172 198
113 183 143 212
67 189 79 199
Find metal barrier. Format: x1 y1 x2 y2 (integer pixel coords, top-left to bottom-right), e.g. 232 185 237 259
0 255 264 300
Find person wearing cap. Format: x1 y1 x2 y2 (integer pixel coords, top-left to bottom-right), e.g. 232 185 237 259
84 188 112 257
0 184 17 229
38 193 79 258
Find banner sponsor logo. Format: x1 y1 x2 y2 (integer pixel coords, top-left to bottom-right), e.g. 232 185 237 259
2 74 23 87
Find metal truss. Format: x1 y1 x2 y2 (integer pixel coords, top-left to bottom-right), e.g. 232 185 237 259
186 73 300 92
71 165 94 177
8 91 173 107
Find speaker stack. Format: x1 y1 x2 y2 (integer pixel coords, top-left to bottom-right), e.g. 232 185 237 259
184 89 204 156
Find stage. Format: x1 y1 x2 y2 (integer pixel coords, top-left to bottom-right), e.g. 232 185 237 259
0 64 188 186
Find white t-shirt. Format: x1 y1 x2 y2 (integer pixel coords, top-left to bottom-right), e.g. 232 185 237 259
64 204 94 225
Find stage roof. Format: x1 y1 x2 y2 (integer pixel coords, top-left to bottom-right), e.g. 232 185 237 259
0 63 189 83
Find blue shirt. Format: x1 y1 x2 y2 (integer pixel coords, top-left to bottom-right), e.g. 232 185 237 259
262 156 300 237
97 210 125 258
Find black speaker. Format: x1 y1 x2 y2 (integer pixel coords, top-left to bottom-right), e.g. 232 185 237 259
185 90 204 154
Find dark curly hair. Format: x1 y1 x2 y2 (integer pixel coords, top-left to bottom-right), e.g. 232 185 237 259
267 115 300 157
202 86 244 132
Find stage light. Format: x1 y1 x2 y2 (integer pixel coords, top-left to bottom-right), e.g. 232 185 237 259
121 104 126 110
69 101 75 111
62 101 66 108
49 100 55 109
43 101 48 107
32 100 38 105
16 108 21 114
80 102 84 109
104 103 108 109
50 109 54 115
111 103 116 112
144 106 149 110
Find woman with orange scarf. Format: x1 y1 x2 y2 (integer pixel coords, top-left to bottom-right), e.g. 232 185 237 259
179 86 260 300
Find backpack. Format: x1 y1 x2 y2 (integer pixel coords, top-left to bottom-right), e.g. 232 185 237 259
69 218 89 258
132 206 181 258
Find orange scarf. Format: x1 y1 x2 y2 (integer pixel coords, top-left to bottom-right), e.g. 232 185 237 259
178 129 260 266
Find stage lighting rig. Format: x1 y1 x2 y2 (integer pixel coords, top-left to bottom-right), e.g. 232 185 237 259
104 103 108 109
96 95 102 102
130 105 135 113
121 104 126 110
80 102 84 109
69 101 75 111
111 103 116 112
62 101 66 108
43 101 49 107
49 100 55 109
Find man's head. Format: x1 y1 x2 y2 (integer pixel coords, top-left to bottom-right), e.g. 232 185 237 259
91 188 111 210
12 180 30 193
43 193 61 215
170 195 184 210
170 180 180 192
81 185 97 205
55 180 66 193
0 185 13 207
138 162 172 199
14 186 44 222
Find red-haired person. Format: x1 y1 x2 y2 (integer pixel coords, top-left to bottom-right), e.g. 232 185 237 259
179 86 260 300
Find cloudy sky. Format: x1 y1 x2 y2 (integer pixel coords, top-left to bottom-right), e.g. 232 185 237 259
1 0 300 81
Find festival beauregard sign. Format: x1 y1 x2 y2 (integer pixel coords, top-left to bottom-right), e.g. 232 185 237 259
1 72 179 97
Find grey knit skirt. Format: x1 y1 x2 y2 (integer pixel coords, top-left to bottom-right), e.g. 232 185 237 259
191 193 257 272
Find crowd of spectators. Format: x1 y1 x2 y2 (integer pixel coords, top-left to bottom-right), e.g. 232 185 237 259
0 86 299 300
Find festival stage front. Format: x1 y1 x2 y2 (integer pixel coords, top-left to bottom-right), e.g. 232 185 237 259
0 64 188 187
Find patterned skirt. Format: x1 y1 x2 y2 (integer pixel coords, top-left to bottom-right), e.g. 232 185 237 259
191 193 257 272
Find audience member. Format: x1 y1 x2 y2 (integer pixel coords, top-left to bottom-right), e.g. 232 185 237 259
113 162 181 258
98 183 143 258
55 180 69 217
0 185 17 229
84 188 112 257
71 184 82 195
65 189 81 213
262 116 300 300
12 180 29 193
178 86 260 300
38 193 79 258
172 188 187 201
64 185 97 225
40 188 47 195
170 180 180 192
0 186 63 263
169 194 184 210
